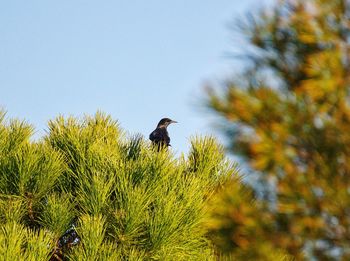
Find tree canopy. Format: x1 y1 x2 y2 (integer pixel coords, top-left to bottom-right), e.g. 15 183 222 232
0 110 255 260
207 0 350 259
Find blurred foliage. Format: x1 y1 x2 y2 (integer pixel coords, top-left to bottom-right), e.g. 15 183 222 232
1 110 263 260
206 178 293 260
207 0 350 260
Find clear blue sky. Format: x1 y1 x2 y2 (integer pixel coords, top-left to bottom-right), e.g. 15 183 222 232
0 0 272 155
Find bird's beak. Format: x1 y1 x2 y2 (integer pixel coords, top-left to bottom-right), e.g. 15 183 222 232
171 120 178 124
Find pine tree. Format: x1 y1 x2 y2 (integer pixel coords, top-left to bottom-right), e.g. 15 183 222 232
1 110 251 260
207 0 350 259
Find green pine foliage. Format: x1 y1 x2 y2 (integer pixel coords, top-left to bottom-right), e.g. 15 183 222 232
0 110 249 260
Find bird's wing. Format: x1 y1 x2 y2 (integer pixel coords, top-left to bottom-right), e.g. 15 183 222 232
149 129 163 142
149 128 170 146
164 133 170 145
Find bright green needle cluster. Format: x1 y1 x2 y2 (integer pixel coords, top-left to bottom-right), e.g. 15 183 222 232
0 110 241 260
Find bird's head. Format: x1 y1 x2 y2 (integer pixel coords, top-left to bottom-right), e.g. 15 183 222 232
157 118 177 128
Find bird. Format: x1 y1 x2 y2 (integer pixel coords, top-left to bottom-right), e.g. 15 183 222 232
149 118 177 150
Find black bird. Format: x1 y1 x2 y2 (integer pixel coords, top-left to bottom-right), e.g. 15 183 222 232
149 118 177 150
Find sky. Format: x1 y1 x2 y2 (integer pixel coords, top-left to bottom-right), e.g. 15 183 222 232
0 0 272 155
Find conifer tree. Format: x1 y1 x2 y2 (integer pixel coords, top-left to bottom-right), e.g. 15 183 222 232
1 110 253 260
207 0 350 259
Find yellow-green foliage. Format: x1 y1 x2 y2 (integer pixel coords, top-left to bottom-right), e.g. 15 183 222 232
207 0 350 259
1 110 253 260
206 179 293 260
